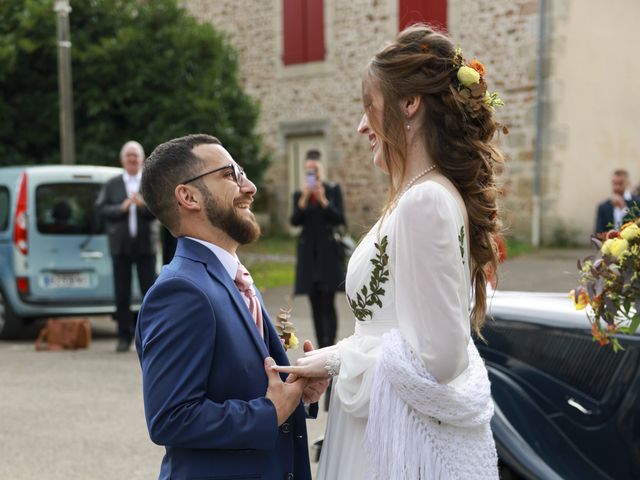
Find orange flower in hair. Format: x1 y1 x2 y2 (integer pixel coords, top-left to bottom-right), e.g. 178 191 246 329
420 43 429 52
469 59 485 76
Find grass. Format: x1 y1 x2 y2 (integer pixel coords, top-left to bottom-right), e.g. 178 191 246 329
239 235 296 290
505 238 535 258
239 234 296 256
244 261 295 290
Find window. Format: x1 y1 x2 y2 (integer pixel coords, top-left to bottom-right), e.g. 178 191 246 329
283 0 325 65
399 0 447 32
0 187 8 231
36 183 105 235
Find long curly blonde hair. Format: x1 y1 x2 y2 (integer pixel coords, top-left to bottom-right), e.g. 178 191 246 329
367 24 504 335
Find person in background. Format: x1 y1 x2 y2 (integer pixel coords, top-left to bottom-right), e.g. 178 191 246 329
595 169 640 235
96 140 159 352
290 149 346 348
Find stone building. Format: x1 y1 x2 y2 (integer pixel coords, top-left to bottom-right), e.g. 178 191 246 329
182 0 639 244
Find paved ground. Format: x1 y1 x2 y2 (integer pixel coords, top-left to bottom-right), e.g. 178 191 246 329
0 247 592 479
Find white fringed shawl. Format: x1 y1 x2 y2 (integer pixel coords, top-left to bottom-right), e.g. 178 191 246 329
364 329 499 479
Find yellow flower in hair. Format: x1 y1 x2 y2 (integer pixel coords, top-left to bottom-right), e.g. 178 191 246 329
457 66 480 87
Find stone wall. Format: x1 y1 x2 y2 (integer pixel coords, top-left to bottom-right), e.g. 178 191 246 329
183 0 398 236
181 0 640 244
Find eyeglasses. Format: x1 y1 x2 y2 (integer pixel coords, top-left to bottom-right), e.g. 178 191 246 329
181 163 245 187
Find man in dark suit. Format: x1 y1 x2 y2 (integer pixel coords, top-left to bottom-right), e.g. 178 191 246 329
595 169 640 235
96 141 159 352
291 150 345 348
135 134 326 480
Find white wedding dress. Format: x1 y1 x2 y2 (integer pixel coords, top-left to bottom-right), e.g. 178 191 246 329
316 180 473 480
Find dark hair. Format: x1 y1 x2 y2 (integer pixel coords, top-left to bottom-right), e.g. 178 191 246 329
367 24 504 335
613 169 629 178
141 134 221 232
306 149 321 161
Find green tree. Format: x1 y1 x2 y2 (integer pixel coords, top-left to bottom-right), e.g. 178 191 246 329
0 0 268 183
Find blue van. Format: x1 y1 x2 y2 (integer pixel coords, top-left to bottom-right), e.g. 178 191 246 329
0 165 146 339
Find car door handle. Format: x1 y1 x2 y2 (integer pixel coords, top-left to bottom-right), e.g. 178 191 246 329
567 398 592 415
80 251 104 259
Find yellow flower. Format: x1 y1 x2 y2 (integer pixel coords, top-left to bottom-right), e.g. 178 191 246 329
609 238 629 258
620 223 640 241
570 289 589 310
457 66 480 87
601 238 615 256
287 332 299 350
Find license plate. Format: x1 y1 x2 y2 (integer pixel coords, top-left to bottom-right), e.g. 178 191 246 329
41 272 92 289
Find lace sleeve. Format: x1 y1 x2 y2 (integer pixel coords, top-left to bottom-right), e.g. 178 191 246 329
324 347 341 377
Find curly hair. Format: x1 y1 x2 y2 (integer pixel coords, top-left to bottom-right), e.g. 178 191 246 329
367 24 504 335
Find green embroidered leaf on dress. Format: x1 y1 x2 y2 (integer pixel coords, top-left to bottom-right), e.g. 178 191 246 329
347 236 390 321
458 226 465 265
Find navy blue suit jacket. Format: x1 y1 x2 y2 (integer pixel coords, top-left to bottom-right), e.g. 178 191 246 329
135 237 312 480
595 196 640 234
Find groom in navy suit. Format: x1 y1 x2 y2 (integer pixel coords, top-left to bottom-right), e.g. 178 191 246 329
136 134 326 479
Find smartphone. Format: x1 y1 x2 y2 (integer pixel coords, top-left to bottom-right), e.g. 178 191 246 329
306 170 317 188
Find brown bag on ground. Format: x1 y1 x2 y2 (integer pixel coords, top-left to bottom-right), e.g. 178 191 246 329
35 318 92 351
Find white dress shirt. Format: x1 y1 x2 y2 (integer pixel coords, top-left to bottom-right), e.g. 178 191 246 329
613 190 633 229
185 237 239 280
123 172 142 237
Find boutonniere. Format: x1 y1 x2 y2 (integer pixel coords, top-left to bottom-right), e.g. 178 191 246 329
275 307 299 351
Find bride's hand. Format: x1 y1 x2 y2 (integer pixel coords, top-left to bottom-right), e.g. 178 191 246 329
272 341 336 378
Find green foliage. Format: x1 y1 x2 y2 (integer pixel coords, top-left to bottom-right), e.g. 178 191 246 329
347 235 389 321
0 0 268 183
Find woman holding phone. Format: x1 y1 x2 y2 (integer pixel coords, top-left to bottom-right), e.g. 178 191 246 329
291 149 346 349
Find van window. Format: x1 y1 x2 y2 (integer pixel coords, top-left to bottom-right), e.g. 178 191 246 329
0 187 8 231
36 183 105 235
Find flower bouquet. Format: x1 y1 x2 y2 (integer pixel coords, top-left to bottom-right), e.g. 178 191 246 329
572 217 640 351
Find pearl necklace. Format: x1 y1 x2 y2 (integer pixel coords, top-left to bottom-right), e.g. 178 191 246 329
398 164 437 199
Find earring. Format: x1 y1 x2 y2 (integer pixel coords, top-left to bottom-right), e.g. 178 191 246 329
406 123 411 130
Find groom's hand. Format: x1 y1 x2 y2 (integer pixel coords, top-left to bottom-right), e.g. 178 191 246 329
264 357 305 426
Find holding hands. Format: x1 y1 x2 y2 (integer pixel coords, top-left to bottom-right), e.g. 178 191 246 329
272 339 336 379
265 340 332 422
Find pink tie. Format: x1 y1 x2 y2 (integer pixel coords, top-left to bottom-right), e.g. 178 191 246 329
234 263 264 338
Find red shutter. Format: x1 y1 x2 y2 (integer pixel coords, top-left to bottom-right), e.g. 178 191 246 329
399 0 447 32
305 0 325 62
283 0 306 65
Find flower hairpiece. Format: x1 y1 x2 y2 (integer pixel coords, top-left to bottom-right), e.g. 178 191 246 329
275 307 299 351
453 46 504 109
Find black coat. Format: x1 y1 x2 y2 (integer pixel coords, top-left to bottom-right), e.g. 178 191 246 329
96 174 159 256
291 182 346 294
595 195 640 234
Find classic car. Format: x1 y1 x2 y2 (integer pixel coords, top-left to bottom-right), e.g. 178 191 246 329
480 291 640 480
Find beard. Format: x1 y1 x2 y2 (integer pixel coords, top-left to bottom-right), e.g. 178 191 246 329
201 188 260 245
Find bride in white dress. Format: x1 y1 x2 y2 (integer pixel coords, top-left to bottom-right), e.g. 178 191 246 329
274 25 504 479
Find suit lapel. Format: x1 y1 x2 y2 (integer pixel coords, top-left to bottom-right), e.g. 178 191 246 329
256 290 290 367
176 238 269 358
115 175 128 201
